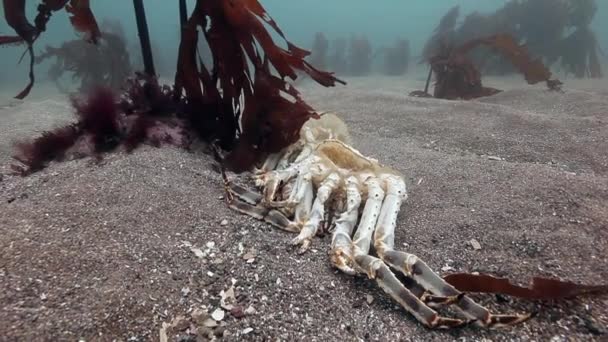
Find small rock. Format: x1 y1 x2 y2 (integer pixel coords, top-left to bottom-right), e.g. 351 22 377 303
220 219 228 226
220 286 237 310
579 316 607 335
469 239 482 250
441 265 454 272
276 278 282 286
168 315 190 332
206 241 216 249
214 326 225 337
181 287 190 297
244 305 257 315
243 249 257 262
488 155 502 161
190 248 205 259
366 295 374 305
550 335 567 342
211 308 225 321
191 308 208 324
202 318 218 328
242 327 254 335
230 306 245 319
40 293 47 301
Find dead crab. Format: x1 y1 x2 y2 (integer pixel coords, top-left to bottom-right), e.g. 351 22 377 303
222 113 532 329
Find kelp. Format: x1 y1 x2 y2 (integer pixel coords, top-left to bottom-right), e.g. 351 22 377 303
421 0 604 79
413 34 562 100
444 273 608 300
65 0 100 43
0 35 24 46
12 74 190 175
10 0 345 174
174 0 345 172
35 30 132 93
1 0 101 99
420 5 459 63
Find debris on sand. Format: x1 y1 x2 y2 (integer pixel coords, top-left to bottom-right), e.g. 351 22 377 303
220 286 237 311
211 308 225 321
469 239 482 250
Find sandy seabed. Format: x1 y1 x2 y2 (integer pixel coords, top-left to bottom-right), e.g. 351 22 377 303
0 75 607 341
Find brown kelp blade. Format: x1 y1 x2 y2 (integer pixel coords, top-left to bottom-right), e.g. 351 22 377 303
65 0 101 44
0 35 24 46
455 34 553 85
444 273 608 300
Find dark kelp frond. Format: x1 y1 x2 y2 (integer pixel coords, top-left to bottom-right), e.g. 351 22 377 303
420 5 459 62
0 35 25 46
175 0 345 172
444 273 608 300
11 0 345 174
65 0 101 44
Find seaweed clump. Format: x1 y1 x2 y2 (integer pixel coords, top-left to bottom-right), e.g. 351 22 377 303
11 73 190 175
35 29 132 94
10 0 346 175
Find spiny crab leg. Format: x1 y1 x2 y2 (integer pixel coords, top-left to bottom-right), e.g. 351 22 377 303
224 181 299 233
373 175 533 328
330 176 361 275
354 253 471 328
291 172 341 252
341 176 470 328
351 176 384 255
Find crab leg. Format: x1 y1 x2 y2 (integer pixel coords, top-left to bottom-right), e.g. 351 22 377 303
292 172 341 252
330 176 361 275
226 183 298 232
352 176 384 255
257 167 299 205
354 254 469 328
292 173 314 224
373 175 532 328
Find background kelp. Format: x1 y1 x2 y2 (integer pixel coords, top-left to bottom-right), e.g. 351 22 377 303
421 0 604 79
35 29 132 94
1 0 101 98
416 34 561 100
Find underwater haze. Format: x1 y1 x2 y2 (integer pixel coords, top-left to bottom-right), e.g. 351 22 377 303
1 0 607 93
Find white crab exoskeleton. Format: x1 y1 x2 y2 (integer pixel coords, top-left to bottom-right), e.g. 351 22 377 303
224 113 532 329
